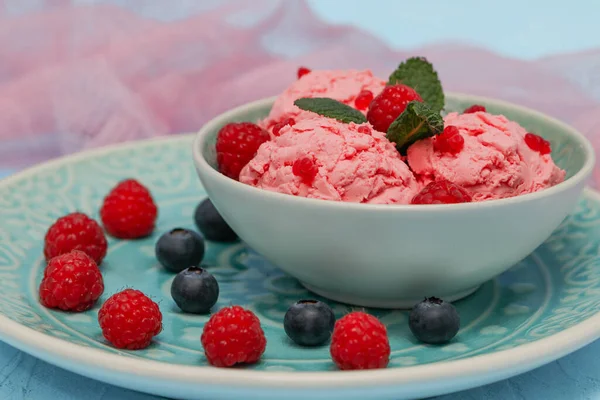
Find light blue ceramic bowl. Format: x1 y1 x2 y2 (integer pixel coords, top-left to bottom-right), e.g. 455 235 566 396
193 93 595 308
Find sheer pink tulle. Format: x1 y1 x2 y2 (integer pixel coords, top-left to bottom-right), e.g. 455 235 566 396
0 0 598 185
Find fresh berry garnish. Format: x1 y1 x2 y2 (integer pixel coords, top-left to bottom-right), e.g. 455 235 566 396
434 125 464 154
367 84 423 133
171 267 219 314
292 157 319 184
216 122 269 180
98 289 162 350
409 297 460 344
155 228 205 273
201 305 266 367
297 66 311 79
524 132 551 155
463 104 486 114
284 300 335 347
412 180 472 205
100 179 158 239
330 311 390 370
194 198 238 242
357 125 371 134
43 212 107 265
39 250 104 312
272 117 296 136
354 90 374 111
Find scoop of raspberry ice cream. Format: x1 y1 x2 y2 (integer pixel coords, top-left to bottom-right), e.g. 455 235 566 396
240 116 420 204
406 111 566 201
262 69 386 133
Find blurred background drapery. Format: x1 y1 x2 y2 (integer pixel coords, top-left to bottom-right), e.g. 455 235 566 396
0 0 599 186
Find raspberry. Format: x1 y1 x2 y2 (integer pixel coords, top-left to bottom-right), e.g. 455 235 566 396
292 157 318 184
354 90 374 110
100 179 158 239
463 104 486 114
524 132 551 155
272 118 296 137
201 305 266 367
216 122 270 180
330 311 390 370
412 180 472 205
39 250 104 312
367 84 423 132
44 212 107 265
297 66 311 79
98 289 162 350
434 125 464 154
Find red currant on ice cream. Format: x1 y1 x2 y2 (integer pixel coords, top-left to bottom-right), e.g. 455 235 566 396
463 104 486 114
524 133 551 155
272 118 296 136
434 126 464 154
354 90 374 110
292 157 318 184
297 67 311 79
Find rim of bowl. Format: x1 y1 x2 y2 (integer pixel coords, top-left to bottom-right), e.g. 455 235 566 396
193 93 596 212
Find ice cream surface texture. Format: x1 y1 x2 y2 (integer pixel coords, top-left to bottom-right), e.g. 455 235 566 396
406 111 566 201
239 116 420 204
262 69 385 129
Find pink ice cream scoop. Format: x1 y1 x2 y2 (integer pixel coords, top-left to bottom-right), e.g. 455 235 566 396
240 116 420 204
406 111 566 201
262 69 385 131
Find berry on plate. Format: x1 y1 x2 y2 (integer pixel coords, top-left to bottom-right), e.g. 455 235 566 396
170 267 219 314
100 179 158 239
98 289 162 350
330 311 390 370
409 297 460 344
367 84 423 133
155 228 205 273
284 300 335 346
411 180 472 205
463 104 486 114
39 250 104 312
43 212 107 265
216 122 269 180
194 198 238 242
201 305 266 367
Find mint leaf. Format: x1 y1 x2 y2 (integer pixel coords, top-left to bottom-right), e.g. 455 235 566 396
386 101 444 154
388 57 444 112
294 97 367 124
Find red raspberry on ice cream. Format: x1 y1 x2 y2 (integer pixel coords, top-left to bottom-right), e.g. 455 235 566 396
367 84 423 133
216 122 269 180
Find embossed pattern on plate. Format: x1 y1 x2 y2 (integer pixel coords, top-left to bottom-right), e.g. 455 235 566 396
0 135 599 371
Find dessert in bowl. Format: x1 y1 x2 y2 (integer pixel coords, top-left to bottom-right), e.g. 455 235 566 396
193 59 594 308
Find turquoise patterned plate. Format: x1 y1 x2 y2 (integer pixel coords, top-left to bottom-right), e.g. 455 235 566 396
1 135 599 400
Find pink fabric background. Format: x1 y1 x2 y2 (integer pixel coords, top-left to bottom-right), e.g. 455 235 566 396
0 0 598 184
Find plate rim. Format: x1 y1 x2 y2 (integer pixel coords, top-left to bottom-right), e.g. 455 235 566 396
1 133 599 393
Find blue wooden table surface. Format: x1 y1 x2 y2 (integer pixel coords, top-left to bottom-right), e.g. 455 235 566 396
2 0 600 398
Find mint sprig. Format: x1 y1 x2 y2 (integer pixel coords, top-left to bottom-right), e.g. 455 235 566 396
386 101 444 154
388 57 444 112
294 97 367 124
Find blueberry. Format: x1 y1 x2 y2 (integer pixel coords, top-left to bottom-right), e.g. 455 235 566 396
283 300 335 346
409 297 460 344
155 228 205 273
194 198 238 242
170 267 219 314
